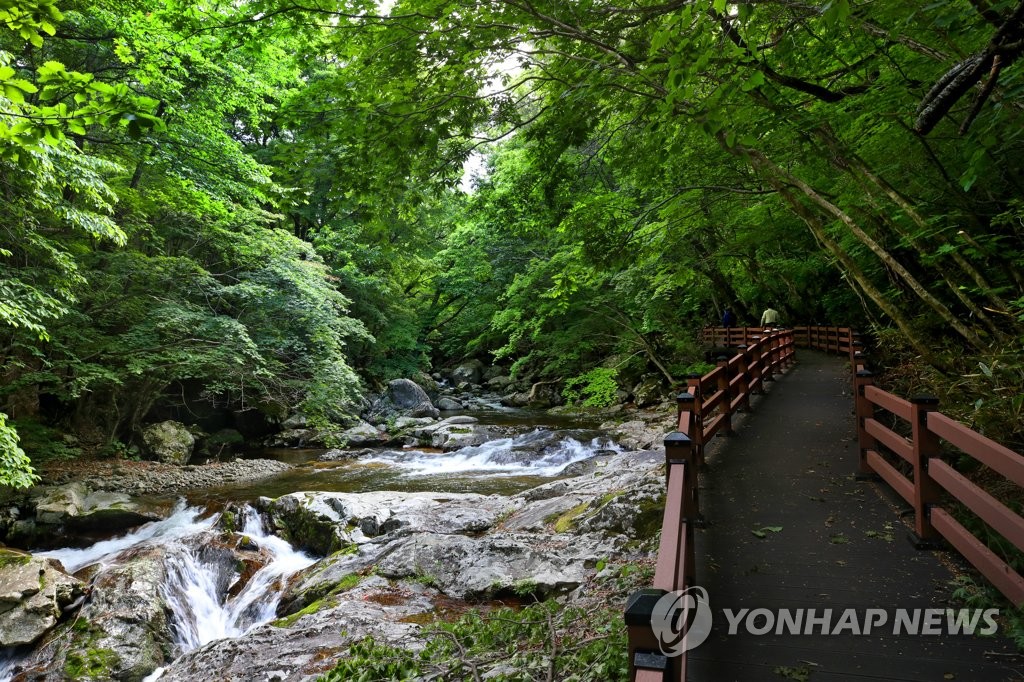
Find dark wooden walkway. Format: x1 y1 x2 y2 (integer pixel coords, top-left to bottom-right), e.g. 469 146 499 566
688 351 1023 682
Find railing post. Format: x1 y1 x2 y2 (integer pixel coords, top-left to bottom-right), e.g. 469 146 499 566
665 431 698 581
685 374 704 464
736 345 751 412
910 396 942 547
676 391 701 468
716 355 734 435
624 589 673 681
854 370 877 478
749 338 764 393
763 334 777 382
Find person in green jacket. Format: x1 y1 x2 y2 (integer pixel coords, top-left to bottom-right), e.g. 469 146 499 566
760 306 780 326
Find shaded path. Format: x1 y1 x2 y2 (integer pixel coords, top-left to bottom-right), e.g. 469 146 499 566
688 351 1023 681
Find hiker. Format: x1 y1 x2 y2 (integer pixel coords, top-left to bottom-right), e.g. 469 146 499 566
760 305 780 327
721 307 737 328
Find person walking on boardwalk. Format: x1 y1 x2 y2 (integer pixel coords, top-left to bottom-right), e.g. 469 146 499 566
721 307 737 328
760 305 780 327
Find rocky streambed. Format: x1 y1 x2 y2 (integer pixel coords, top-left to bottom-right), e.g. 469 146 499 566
0 406 675 682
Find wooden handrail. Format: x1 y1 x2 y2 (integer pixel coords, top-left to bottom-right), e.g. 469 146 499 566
853 371 1024 607
625 329 795 681
627 323 1024 682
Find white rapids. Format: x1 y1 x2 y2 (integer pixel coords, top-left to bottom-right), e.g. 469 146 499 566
361 429 621 477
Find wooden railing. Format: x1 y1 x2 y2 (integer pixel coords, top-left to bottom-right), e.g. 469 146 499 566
625 325 1024 682
854 371 1024 607
624 329 796 682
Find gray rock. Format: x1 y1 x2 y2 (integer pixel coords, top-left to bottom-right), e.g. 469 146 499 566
376 531 619 599
429 424 493 451
141 420 196 465
486 375 514 390
0 550 84 646
19 545 175 680
337 421 386 447
435 397 463 411
281 413 308 430
363 380 440 423
264 428 318 448
386 379 432 411
450 360 485 385
260 491 515 556
632 375 665 408
32 482 160 532
153 580 427 682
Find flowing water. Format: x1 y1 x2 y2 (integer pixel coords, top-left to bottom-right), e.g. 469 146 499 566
187 428 620 505
2 422 616 679
3 503 315 682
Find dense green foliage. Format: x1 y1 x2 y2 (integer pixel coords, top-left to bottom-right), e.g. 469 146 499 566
2 0 1024 488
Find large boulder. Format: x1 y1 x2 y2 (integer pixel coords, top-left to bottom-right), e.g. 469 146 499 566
450 360 485 386
376 531 619 599
363 379 439 423
337 420 387 447
435 397 463 411
0 550 84 646
632 375 665 408
141 420 196 465
32 482 161 533
601 419 668 450
15 545 175 681
260 491 515 556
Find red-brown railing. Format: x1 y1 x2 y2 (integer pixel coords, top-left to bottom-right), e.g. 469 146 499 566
624 329 796 681
626 325 1024 681
854 371 1024 607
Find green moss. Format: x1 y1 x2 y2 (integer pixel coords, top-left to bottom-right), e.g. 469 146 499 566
272 597 336 628
219 511 236 533
64 648 121 679
631 494 667 542
0 549 33 569
552 502 591 534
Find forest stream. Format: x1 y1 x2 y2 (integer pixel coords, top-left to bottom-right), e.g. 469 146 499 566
0 410 661 682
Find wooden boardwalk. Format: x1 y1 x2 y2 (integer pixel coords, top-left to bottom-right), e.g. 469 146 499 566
687 351 1023 681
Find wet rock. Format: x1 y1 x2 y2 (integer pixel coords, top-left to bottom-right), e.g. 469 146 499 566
32 482 161 534
17 546 175 681
141 420 196 465
260 491 515 556
153 578 427 682
0 550 84 646
435 397 463 411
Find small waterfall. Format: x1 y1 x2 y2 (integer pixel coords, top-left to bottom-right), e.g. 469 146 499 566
12 501 314 682
162 507 315 650
363 430 621 477
38 500 217 573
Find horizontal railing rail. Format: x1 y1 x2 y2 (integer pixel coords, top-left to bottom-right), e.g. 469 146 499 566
624 329 796 681
854 371 1024 607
